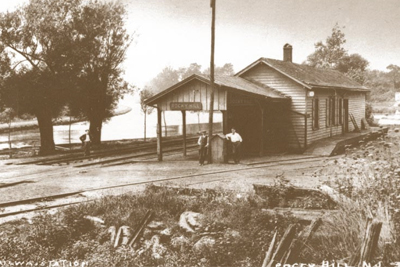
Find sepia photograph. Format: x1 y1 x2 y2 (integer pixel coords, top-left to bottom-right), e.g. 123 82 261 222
0 0 399 266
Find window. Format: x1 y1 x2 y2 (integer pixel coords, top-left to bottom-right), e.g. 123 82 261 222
312 98 319 129
326 97 338 127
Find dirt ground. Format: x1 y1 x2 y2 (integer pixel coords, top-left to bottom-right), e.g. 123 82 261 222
0 150 328 208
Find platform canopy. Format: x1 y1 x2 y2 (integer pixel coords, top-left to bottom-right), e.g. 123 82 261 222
144 74 289 111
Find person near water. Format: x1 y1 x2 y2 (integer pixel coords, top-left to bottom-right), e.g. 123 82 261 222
80 129 93 156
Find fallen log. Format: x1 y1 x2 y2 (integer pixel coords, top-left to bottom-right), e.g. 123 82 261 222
266 224 296 267
283 218 322 264
128 210 153 248
261 230 278 267
261 208 338 223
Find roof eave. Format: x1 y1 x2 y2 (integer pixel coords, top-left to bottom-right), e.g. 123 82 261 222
308 84 370 92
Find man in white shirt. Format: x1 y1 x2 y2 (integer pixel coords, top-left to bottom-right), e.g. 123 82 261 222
225 127 243 164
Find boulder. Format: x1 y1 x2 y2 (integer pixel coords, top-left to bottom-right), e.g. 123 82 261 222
147 221 165 230
193 236 216 252
171 235 190 251
179 211 204 232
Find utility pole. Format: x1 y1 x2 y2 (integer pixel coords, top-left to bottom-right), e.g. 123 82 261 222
207 0 216 163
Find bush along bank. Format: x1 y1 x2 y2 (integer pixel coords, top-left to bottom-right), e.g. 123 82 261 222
0 167 398 267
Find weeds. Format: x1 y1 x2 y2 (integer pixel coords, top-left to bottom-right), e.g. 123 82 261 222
313 127 400 262
0 185 300 267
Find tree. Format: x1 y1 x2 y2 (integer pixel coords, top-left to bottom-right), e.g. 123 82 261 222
178 63 202 80
0 0 84 155
68 1 133 145
147 63 235 94
337 54 369 84
139 87 154 142
305 24 369 85
387 64 400 89
337 54 369 73
203 63 235 76
364 69 394 102
305 24 347 69
147 66 180 94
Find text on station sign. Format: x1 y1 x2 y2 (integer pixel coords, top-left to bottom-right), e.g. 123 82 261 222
170 102 203 110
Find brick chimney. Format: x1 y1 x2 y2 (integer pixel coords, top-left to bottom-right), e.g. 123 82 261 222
283 43 292 62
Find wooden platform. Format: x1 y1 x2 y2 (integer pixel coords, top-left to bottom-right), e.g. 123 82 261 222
303 127 389 156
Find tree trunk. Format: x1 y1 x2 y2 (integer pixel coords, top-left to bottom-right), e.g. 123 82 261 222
144 109 147 142
89 114 102 146
69 116 72 150
36 110 55 155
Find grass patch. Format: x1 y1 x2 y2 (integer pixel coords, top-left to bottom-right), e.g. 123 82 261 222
0 185 301 267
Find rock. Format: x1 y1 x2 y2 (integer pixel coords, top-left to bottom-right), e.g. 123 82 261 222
171 235 190 250
84 215 105 225
179 211 204 232
193 236 216 252
120 226 132 246
151 235 166 259
114 226 132 247
147 221 165 230
108 226 117 244
224 229 240 239
160 228 172 236
142 228 153 239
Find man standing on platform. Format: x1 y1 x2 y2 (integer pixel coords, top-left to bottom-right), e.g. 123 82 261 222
198 130 208 166
225 127 243 164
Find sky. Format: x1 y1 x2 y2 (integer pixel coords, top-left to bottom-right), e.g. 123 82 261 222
1 0 400 88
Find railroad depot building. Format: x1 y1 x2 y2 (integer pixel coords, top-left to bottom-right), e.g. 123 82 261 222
145 44 370 160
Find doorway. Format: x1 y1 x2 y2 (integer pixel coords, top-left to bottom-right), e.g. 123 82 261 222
228 105 261 155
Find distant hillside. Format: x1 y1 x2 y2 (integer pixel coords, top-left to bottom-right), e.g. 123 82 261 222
365 69 399 102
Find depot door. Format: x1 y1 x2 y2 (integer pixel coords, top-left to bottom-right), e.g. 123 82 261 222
228 105 261 155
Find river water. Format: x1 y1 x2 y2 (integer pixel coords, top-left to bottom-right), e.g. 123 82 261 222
0 95 222 149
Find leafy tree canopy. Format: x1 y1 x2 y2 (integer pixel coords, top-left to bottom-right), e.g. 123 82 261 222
146 63 235 95
305 24 369 85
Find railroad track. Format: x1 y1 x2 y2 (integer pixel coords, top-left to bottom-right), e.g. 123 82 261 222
0 155 330 223
14 136 198 166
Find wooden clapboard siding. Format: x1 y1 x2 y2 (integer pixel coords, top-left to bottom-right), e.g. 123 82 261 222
240 62 306 149
348 92 366 132
159 80 227 111
307 90 367 145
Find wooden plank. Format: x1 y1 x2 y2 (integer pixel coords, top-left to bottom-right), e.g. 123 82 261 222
266 224 296 267
182 110 186 156
157 108 163 161
128 210 153 248
350 113 360 132
262 230 278 267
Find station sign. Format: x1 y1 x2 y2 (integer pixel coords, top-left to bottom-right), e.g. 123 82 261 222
170 102 203 110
